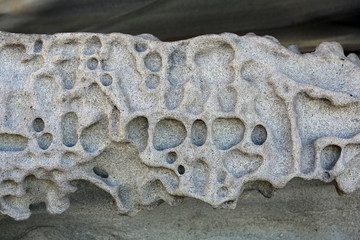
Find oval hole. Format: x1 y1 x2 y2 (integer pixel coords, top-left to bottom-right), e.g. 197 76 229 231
93 167 109 178
37 133 53 150
251 125 267 145
33 118 45 132
166 152 177 164
191 119 207 147
178 165 185 175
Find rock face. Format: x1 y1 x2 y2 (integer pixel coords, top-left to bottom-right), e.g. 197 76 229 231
0 31 359 221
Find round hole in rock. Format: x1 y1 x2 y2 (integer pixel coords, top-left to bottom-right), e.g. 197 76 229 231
100 73 113 86
251 124 267 145
166 152 177 164
178 165 185 175
37 133 53 150
93 167 109 178
144 52 162 72
33 118 45 132
145 74 160 89
87 58 98 70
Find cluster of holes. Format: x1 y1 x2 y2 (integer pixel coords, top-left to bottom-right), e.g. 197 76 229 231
83 41 114 87
166 151 185 175
157 119 268 177
141 50 161 89
32 117 53 150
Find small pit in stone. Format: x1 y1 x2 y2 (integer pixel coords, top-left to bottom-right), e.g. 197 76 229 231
93 167 109 179
33 118 45 132
144 52 162 72
37 133 53 150
29 202 46 211
178 165 185 175
251 125 267 145
145 74 160 89
87 58 98 70
166 152 177 164
100 73 113 87
135 42 147 52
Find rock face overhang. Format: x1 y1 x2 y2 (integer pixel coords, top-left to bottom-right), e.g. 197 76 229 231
0 31 359 220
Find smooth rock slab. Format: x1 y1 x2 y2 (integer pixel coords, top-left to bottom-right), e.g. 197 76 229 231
0 31 359 220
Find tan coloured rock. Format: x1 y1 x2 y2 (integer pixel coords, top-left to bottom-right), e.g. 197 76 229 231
0 31 359 220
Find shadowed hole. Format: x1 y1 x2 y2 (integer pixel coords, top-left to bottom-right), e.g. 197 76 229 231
93 167 109 178
251 125 267 145
178 165 185 175
29 202 46 211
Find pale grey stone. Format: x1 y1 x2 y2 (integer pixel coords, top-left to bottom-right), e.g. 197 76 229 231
0 31 359 222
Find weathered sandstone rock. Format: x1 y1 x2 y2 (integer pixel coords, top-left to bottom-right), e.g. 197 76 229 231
0 31 359 220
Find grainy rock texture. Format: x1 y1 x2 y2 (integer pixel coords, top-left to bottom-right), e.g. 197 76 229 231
0 31 359 221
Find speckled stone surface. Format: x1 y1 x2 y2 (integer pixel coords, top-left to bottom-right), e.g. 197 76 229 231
0 31 359 221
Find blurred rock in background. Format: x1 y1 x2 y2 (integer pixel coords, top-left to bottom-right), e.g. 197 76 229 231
0 0 359 52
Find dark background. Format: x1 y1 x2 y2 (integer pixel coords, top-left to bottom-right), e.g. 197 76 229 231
0 0 359 53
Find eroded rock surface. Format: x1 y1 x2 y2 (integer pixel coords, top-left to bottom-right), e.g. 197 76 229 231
0 31 359 220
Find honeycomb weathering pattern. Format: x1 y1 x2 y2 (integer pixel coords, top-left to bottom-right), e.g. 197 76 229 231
0 31 360 220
